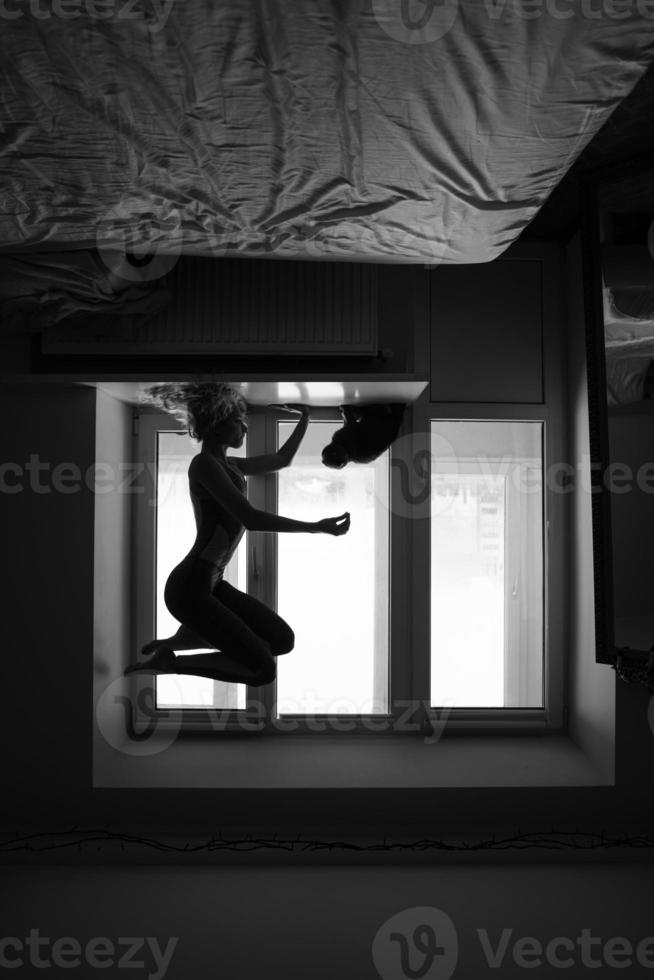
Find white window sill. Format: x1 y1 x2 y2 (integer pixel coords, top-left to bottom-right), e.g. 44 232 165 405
93 719 614 788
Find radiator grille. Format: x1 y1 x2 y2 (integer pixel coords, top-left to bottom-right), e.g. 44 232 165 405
42 257 379 355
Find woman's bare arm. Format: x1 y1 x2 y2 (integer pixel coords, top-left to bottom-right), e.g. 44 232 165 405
191 453 349 535
254 510 349 535
275 404 310 465
231 405 310 476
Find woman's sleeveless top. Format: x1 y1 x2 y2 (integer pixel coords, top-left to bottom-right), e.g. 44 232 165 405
186 456 246 573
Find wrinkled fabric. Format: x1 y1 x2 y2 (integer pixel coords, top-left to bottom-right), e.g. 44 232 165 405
605 286 654 358
0 251 170 331
605 355 651 405
1 0 653 264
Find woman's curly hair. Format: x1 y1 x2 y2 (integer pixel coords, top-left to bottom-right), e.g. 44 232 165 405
141 382 248 442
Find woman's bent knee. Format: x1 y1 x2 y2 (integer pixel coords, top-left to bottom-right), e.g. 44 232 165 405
273 624 295 656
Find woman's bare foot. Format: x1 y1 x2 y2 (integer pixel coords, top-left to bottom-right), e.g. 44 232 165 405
140 639 163 657
124 645 178 675
141 627 208 655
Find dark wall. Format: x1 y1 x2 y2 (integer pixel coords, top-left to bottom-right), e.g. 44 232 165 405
430 258 543 402
1 385 96 818
2 258 654 836
2 257 654 980
609 409 654 618
1 864 653 980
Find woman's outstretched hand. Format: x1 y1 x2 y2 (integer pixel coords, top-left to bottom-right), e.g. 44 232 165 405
269 403 310 417
315 512 350 536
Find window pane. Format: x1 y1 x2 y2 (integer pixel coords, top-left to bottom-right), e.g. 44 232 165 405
430 421 544 708
276 421 389 716
155 432 247 710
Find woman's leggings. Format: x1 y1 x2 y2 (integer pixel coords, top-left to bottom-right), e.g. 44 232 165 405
164 557 294 686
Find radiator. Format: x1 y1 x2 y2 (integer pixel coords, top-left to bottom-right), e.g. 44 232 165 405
42 257 379 356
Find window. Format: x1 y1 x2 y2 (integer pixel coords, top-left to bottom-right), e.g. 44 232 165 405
132 399 562 736
275 420 389 717
429 420 543 709
154 429 248 712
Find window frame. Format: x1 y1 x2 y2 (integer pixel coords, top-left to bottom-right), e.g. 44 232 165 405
132 407 404 736
410 399 567 734
428 446 544 710
262 410 393 734
150 423 250 715
131 399 566 737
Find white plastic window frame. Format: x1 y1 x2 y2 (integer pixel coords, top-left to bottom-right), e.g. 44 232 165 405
131 401 565 737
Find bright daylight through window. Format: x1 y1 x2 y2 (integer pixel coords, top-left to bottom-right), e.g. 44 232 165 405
147 415 544 722
430 420 544 709
153 421 390 717
276 421 389 716
155 430 248 711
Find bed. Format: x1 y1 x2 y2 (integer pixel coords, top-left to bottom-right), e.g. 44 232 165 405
603 285 654 404
1 1 654 270
0 249 171 334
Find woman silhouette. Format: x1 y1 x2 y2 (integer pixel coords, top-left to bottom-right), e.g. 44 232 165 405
125 383 350 686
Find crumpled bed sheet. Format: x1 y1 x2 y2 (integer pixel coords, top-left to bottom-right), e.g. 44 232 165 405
0 251 170 332
605 286 654 358
1 1 654 264
603 286 654 405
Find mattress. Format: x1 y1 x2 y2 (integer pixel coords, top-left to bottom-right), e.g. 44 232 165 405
603 287 654 403
0 250 171 332
605 355 652 406
605 286 654 356
1 1 654 263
